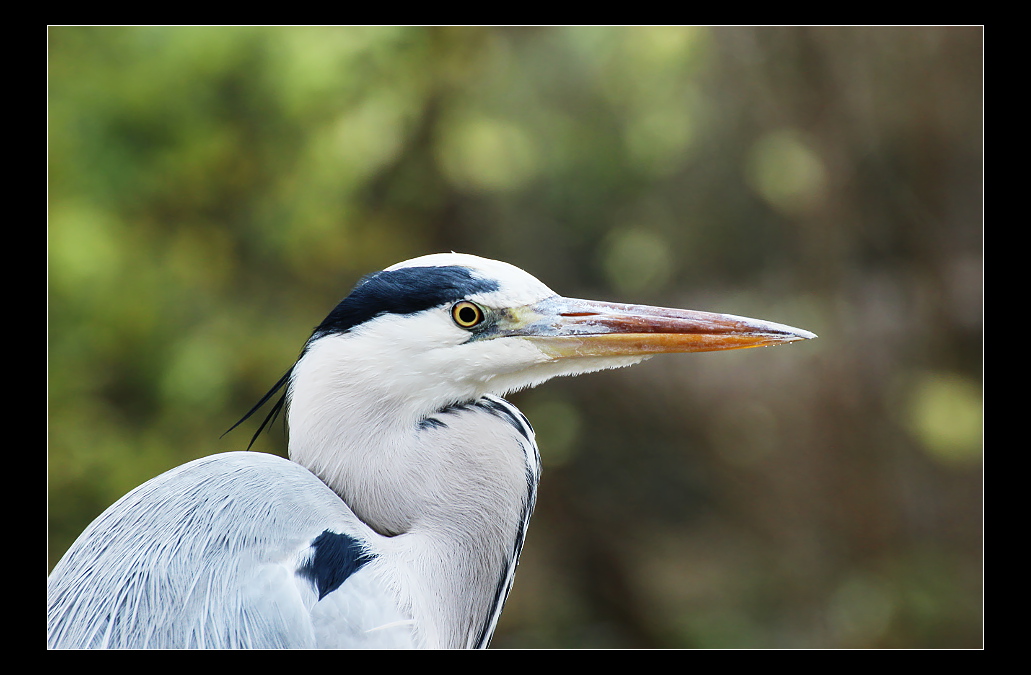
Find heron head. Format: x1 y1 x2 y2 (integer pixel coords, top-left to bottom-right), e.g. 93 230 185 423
287 253 815 420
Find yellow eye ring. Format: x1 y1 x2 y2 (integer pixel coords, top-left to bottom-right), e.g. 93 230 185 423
451 301 485 328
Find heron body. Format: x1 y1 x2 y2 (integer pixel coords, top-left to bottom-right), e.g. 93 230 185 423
47 253 815 649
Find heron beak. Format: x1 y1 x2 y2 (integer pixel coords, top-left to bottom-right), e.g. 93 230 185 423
513 296 817 359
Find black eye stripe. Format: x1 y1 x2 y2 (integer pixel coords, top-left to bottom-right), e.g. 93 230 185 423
311 266 499 339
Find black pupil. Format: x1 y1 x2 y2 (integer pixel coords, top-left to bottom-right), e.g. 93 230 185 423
458 306 478 324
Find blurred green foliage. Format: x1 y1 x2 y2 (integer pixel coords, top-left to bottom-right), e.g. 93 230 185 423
48 26 982 648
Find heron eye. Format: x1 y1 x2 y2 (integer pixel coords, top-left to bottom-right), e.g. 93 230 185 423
452 301 484 328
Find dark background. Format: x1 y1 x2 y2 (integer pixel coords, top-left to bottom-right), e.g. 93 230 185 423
48 26 982 648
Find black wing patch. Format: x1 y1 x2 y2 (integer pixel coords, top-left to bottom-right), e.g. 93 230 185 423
297 530 376 601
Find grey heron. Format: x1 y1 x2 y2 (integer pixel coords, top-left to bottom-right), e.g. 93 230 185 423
47 252 816 649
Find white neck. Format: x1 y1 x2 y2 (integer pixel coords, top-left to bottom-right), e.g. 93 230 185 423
286 332 536 647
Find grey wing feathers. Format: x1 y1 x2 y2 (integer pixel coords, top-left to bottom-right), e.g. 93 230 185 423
47 452 412 649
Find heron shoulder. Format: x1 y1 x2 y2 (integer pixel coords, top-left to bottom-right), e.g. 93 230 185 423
47 452 414 649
